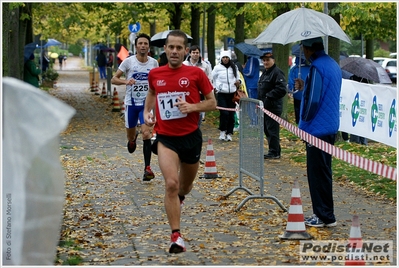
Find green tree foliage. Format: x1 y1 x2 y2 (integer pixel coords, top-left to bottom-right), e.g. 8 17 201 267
333 2 396 42
4 2 396 78
332 2 396 58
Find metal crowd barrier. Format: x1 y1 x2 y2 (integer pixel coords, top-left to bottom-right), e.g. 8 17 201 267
224 98 287 212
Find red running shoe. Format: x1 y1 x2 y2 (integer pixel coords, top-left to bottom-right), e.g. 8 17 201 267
169 232 186 254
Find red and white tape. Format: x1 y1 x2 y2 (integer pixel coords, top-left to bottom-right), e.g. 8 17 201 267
215 105 397 181
216 106 237 112
258 106 397 181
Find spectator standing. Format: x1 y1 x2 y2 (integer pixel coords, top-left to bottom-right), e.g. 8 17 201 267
231 51 243 73
257 52 287 159
183 44 213 126
107 53 114 68
111 33 159 181
24 53 41 87
58 54 64 70
41 51 50 72
144 30 216 253
295 37 341 228
243 56 260 99
288 56 310 124
212 50 242 142
158 52 168 66
96 50 107 79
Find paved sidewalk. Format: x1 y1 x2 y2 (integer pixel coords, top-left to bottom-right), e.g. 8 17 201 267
51 57 396 266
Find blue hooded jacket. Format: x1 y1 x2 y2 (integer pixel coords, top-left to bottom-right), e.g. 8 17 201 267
243 56 260 90
299 50 342 137
288 57 310 100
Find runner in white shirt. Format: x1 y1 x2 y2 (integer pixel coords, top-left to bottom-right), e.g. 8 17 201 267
111 33 159 181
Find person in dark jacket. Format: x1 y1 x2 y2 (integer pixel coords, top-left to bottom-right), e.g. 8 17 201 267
295 37 341 228
96 50 107 79
24 53 41 88
41 51 50 72
158 52 168 66
58 54 64 70
257 52 287 159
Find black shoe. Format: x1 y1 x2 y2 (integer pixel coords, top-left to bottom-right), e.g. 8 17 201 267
143 166 155 181
264 153 280 159
127 133 139 153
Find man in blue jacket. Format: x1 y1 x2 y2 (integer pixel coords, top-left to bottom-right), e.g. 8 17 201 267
295 37 341 228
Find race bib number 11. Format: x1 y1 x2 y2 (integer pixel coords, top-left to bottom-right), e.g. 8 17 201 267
157 92 188 120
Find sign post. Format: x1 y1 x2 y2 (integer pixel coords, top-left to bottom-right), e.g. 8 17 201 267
128 22 141 54
224 37 235 51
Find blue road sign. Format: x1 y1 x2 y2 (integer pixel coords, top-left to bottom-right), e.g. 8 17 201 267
227 37 235 48
129 22 141 33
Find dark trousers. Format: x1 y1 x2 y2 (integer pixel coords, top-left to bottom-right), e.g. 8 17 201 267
217 92 235 135
350 134 368 145
306 134 336 224
247 87 258 99
341 132 349 141
98 66 106 79
263 107 282 156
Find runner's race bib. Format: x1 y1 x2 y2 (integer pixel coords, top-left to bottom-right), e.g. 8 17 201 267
130 81 149 106
157 92 187 120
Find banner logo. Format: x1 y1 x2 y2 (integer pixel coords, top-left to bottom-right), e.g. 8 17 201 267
388 99 396 137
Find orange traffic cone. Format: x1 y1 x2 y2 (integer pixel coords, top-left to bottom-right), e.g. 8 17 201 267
345 215 365 266
94 82 100 95
111 87 119 104
280 180 312 240
112 88 121 112
120 101 125 117
90 79 96 92
100 82 107 98
199 139 220 179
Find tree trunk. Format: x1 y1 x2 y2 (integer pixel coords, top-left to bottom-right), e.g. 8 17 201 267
207 5 216 69
365 39 374 59
190 5 200 46
3 3 26 79
24 3 33 44
328 3 340 63
234 3 245 66
171 3 183 30
274 4 290 120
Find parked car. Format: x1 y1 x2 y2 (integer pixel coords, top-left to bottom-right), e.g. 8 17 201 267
373 57 397 83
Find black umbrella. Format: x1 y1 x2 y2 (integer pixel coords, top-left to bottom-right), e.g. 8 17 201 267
93 44 108 50
24 42 38 63
340 57 392 84
234 42 263 57
101 47 115 52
